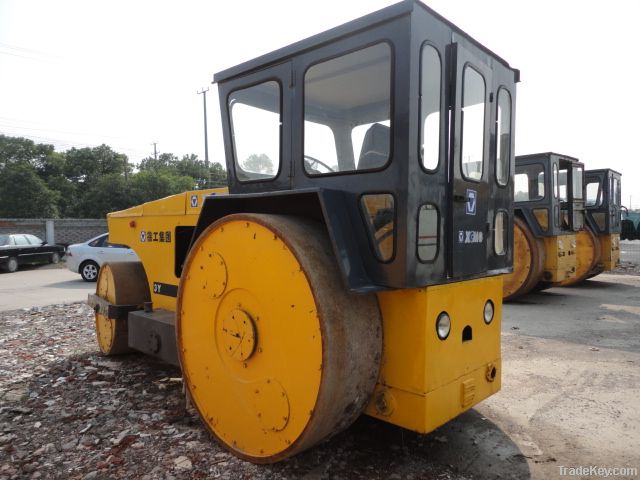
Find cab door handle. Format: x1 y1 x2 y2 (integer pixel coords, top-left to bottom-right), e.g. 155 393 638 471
453 194 466 203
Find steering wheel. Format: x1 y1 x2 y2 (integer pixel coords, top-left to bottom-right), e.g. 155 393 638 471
304 155 335 173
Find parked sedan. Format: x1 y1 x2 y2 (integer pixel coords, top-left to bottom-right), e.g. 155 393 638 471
66 233 139 281
0 234 65 273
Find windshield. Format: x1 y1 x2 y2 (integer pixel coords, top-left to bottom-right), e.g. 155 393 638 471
304 43 392 175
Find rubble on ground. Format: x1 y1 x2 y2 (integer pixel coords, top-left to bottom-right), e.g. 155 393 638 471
0 303 469 480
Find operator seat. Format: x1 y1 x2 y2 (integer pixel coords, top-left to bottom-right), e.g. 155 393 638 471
358 123 390 170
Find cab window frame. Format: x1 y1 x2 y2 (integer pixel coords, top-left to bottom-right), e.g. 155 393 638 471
357 191 397 263
227 78 284 184
460 63 487 183
514 162 546 203
585 179 602 207
495 87 512 188
416 202 440 263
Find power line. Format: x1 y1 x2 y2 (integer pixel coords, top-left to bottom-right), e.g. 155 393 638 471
0 121 133 141
0 42 61 63
0 42 58 57
0 130 149 159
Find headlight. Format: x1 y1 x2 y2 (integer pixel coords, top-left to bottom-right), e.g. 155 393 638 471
436 312 451 340
483 300 494 324
558 239 564 250
570 239 577 249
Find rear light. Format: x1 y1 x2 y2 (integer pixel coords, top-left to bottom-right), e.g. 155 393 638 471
483 300 494 324
436 312 451 340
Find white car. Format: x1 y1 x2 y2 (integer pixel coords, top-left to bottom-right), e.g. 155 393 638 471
65 233 139 281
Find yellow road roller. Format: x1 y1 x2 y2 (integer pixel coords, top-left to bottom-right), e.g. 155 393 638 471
503 153 582 299
583 168 622 276
89 0 519 463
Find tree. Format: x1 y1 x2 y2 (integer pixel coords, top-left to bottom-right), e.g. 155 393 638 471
0 135 56 172
36 151 66 181
64 145 130 183
0 162 59 217
209 162 228 187
75 173 134 218
243 154 274 174
177 154 209 189
130 171 195 205
138 153 179 173
0 134 225 218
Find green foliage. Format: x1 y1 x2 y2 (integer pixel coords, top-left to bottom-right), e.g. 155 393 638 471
138 152 179 173
0 162 59 218
177 154 209 188
0 135 55 170
130 171 196 204
46 175 78 217
209 162 227 187
0 134 229 219
64 145 131 182
74 174 133 218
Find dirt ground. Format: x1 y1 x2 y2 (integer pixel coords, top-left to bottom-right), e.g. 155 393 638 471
1 271 639 479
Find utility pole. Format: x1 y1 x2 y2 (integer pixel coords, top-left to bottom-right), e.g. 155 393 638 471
198 88 210 188
152 142 159 161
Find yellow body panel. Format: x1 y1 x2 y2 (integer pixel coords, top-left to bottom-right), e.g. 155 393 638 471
105 189 502 439
107 188 227 311
599 233 620 271
542 234 576 282
365 276 502 433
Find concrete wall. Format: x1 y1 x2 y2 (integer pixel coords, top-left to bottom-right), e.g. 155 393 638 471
0 218 107 246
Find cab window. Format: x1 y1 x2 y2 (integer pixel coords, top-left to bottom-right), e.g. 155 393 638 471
229 80 281 182
572 166 583 200
611 177 620 206
419 44 441 171
460 65 486 181
496 88 511 186
515 164 545 202
585 180 601 207
304 43 392 175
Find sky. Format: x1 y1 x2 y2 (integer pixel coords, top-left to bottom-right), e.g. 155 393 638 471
1 0 639 207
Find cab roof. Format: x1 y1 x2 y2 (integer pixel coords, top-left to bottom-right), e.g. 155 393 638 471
213 0 518 84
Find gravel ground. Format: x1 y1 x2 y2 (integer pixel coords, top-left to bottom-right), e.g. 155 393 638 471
1 263 636 479
610 260 640 276
0 304 471 480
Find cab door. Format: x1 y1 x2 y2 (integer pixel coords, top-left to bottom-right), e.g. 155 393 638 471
609 174 621 231
448 42 493 277
216 62 293 194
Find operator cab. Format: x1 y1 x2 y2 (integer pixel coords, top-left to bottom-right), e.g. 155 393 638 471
201 0 519 291
514 153 584 236
584 169 622 235
584 168 622 271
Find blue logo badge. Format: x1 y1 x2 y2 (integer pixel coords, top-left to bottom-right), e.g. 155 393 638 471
465 189 477 216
